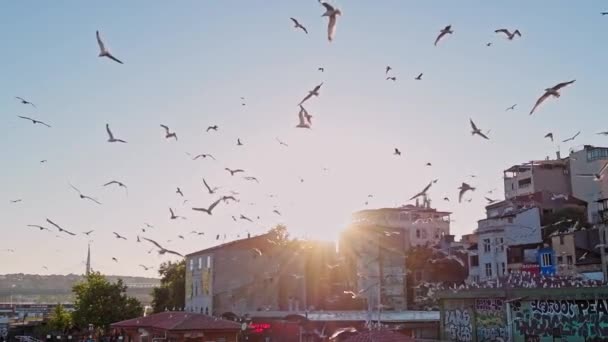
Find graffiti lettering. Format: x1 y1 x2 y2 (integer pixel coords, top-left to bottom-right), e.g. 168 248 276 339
475 298 506 342
445 309 472 342
476 298 503 311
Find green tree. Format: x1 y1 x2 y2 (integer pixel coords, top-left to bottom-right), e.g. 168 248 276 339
151 260 185 313
71 272 143 332
47 304 72 333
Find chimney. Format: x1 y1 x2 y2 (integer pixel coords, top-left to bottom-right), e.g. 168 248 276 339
556 151 561 160
415 198 419 207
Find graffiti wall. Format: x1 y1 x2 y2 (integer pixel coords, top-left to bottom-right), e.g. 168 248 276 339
444 302 473 342
511 299 608 342
475 299 507 342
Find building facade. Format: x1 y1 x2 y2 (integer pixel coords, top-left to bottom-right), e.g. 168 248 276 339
503 159 571 200
569 145 608 223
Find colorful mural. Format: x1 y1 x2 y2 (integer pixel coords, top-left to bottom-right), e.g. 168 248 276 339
475 298 507 342
511 299 608 341
444 307 473 342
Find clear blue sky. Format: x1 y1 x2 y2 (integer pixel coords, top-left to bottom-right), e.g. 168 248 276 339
1 1 607 276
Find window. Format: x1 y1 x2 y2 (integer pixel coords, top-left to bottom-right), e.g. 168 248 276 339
587 148 608 162
496 237 504 252
557 256 563 264
470 255 479 267
416 229 421 238
567 255 573 265
518 178 532 188
198 257 202 270
473 275 480 282
485 263 492 277
189 259 194 271
207 255 211 268
559 235 565 245
483 239 491 253
541 253 553 267
501 262 506 275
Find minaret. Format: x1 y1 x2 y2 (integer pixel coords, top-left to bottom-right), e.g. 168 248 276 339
86 244 91 276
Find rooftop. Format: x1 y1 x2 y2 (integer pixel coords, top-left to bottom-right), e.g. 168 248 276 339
111 311 242 331
504 159 568 173
185 232 272 257
486 191 587 210
355 204 450 216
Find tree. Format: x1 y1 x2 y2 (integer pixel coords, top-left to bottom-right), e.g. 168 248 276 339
151 260 185 313
71 272 143 332
47 304 72 333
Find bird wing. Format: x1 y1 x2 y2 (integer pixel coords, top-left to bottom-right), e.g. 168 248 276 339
96 31 106 52
69 183 82 194
169 208 175 217
207 198 224 212
103 181 118 186
321 2 335 12
233 169 245 174
494 29 510 36
544 133 552 138
476 131 490 140
16 96 26 102
17 115 33 122
84 196 102 205
165 249 184 257
513 30 521 37
434 31 447 46
203 179 213 193
598 162 608 175
38 120 51 128
469 119 478 131
328 15 338 42
106 124 114 139
160 125 170 134
106 53 124 64
458 188 466 203
142 237 164 250
576 173 596 177
299 92 313 105
552 80 575 91
290 17 299 26
529 92 551 115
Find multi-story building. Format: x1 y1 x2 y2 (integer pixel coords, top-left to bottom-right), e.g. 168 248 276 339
340 201 451 310
503 158 571 200
569 145 608 223
184 229 337 316
468 207 542 282
549 228 602 279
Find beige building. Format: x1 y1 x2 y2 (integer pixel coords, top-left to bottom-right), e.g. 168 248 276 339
503 158 571 200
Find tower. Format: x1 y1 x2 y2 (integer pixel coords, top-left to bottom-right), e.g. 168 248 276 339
86 244 91 276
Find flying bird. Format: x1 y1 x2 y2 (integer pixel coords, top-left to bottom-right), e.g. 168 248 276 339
240 214 253 222
139 265 151 271
191 198 224 215
415 73 423 80
394 148 401 156
544 133 554 142
299 83 323 106
27 225 50 232
191 153 216 161
106 124 127 143
485 197 498 204
529 80 576 115
602 12 608 15
458 182 476 203
225 168 245 176
409 181 433 201
505 104 517 111
112 257 118 262
10 199 22 203
69 183 102 205
103 180 128 195
562 131 580 143
237 138 243 146
576 162 608 181
83 230 94 236
385 66 392 75
169 208 185 220
597 131 608 136
273 209 282 216
486 42 492 47
495 29 522 40
244 176 259 183
142 237 184 257
15 97 36 108
320 2 342 42
252 248 263 256
296 105 312 129
470 119 490 140
202 179 219 194
176 187 184 197
318 67 324 72
17 116 51 128
386 76 397 81
96 30 123 64
160 125 178 140
113 232 127 240
46 219 76 236
206 125 218 132
276 137 289 147
434 25 453 46
443 197 450 202
290 17 308 34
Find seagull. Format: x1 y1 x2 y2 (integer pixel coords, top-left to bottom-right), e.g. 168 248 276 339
10 199 22 203
113 232 127 240
458 182 476 202
485 197 498 204
40 160 47 163
244 176 259 183
562 131 580 143
296 105 312 129
415 73 423 80
112 257 118 262
237 138 243 146
595 244 607 250
290 17 308 34
576 162 608 181
169 208 185 220
386 76 397 81
486 42 492 47
96 30 123 64
320 2 341 42
551 193 569 201
106 124 127 143
206 125 218 132
225 168 245 176
276 138 289 147
273 209 282 216
544 133 554 142
191 153 216 161
46 219 76 236
142 237 184 257
394 148 401 156
252 248 263 256
426 162 432 166
27 225 50 232
299 82 323 106
529 80 576 115
178 235 185 240
385 66 392 75
103 180 128 195
434 25 453 46
83 230 94 236
470 119 489 140
443 197 450 201
495 29 522 40
579 252 588 261
505 104 517 111
318 67 324 72
160 125 178 140
191 198 224 215
17 116 51 128
409 181 433 200
202 179 218 194
221 195 238 204
597 131 608 136
69 183 102 205
240 214 254 222
139 265 151 271
15 97 36 108
602 12 608 15
176 187 184 197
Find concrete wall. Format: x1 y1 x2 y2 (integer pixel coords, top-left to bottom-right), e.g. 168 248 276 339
570 147 608 223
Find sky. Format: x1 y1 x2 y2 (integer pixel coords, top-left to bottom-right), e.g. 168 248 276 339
1 1 608 277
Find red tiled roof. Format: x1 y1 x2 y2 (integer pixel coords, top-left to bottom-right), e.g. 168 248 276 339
341 330 413 342
111 312 241 331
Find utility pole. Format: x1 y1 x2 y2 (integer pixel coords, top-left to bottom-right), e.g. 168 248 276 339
600 224 608 283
